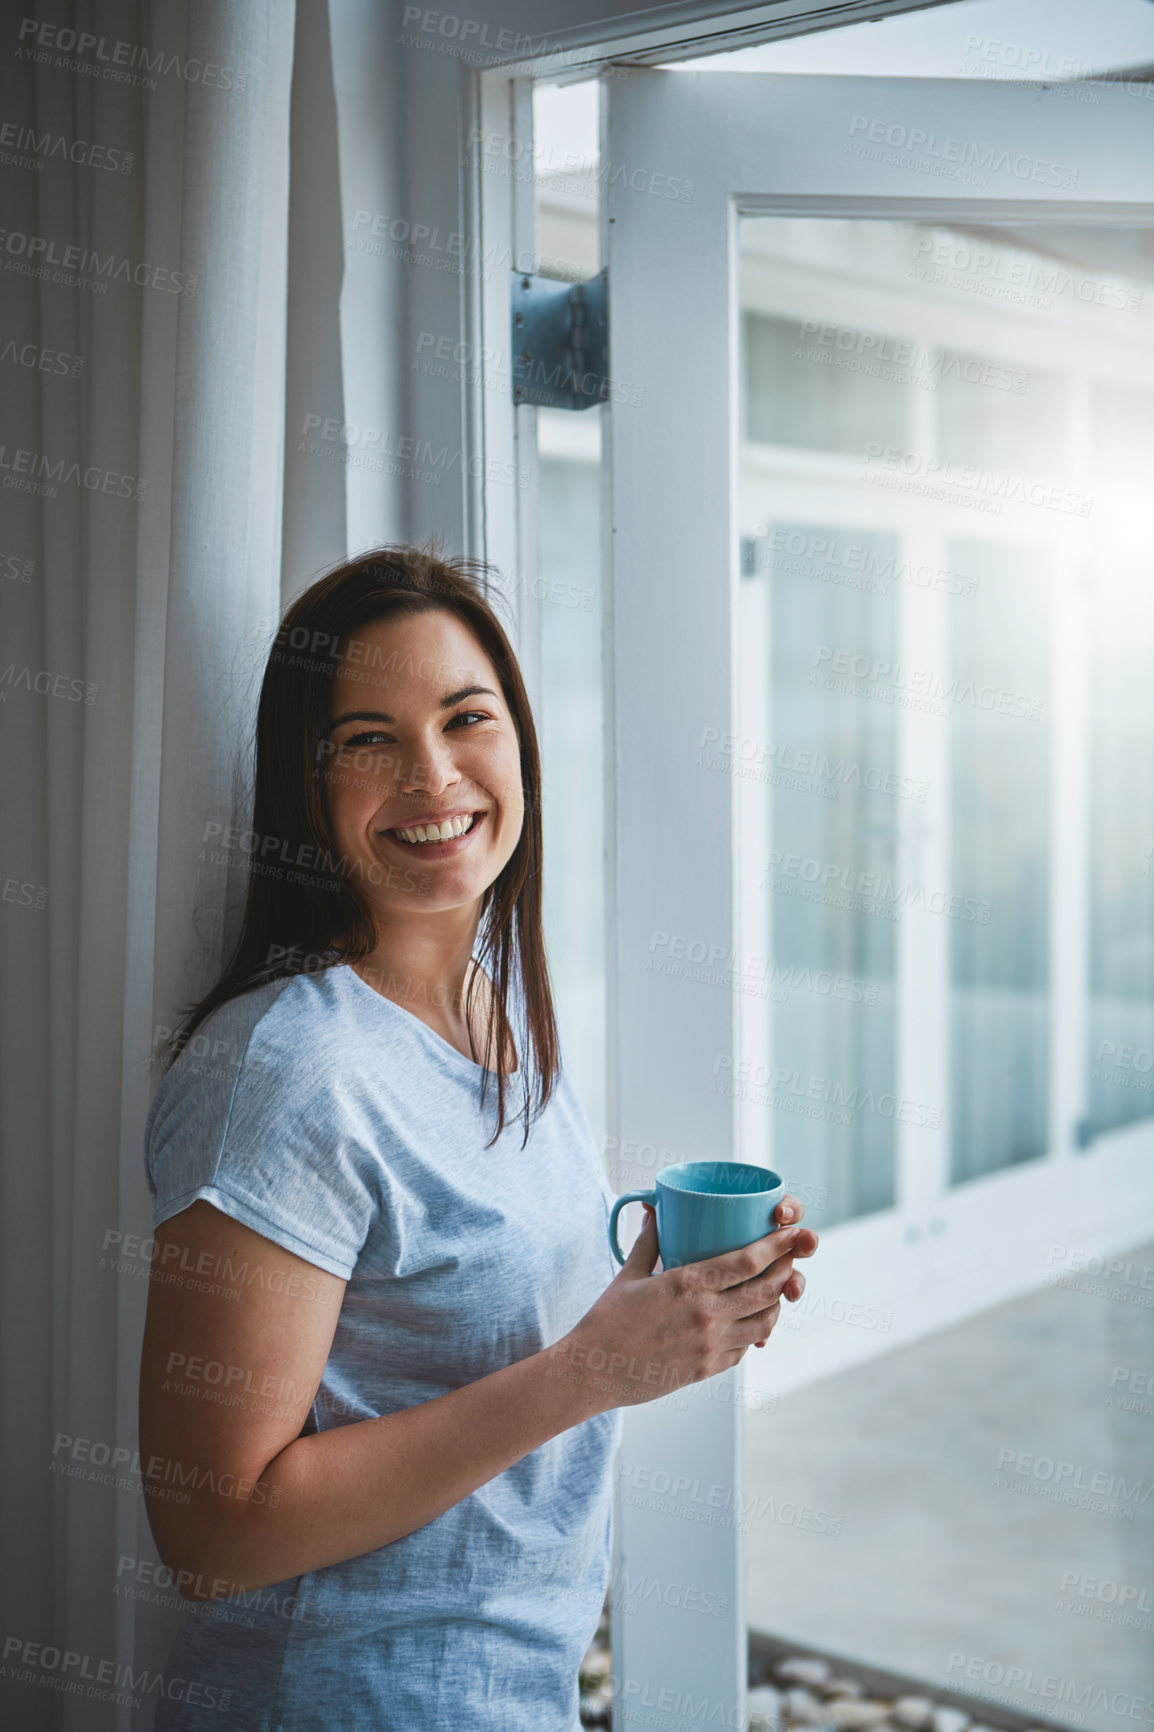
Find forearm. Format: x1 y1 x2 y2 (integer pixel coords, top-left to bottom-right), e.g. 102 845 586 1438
175 1334 606 1597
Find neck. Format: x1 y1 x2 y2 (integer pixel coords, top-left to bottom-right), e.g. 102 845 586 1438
344 905 484 1022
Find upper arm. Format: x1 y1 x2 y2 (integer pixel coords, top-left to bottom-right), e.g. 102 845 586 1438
138 1199 346 1581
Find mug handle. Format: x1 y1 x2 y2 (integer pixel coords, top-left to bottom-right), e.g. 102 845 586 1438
609 1190 657 1265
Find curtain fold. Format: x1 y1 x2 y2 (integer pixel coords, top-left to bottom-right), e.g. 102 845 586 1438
0 3 296 1724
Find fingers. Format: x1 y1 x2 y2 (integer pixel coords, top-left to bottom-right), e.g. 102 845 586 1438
619 1203 659 1276
761 1225 818 1267
775 1193 804 1227
712 1234 814 1318
739 1298 780 1349
706 1223 804 1289
753 1272 807 1348
711 1226 819 1298
706 1302 776 1371
708 1256 796 1326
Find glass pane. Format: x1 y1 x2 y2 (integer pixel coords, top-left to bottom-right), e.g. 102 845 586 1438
738 214 1154 1732
743 310 910 454
1086 543 1154 1139
537 444 606 1139
949 540 1050 1183
936 354 1070 474
755 522 897 1227
1092 381 1154 484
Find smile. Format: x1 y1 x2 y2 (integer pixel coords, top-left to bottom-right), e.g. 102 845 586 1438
385 811 483 848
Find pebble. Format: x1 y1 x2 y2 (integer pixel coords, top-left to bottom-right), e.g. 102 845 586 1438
577 1619 1015 1732
785 1687 828 1722
749 1684 785 1729
892 1701 934 1730
827 1699 888 1729
750 1685 784 1711
826 1678 866 1698
779 1658 833 1689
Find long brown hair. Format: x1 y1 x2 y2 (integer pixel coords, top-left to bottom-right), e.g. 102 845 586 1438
158 543 559 1149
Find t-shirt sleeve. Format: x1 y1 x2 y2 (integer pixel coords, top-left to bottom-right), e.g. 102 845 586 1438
145 1025 378 1281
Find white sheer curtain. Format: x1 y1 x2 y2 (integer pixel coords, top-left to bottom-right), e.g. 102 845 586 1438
0 2 296 1724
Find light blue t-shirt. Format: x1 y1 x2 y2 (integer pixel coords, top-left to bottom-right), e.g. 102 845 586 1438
143 961 622 1732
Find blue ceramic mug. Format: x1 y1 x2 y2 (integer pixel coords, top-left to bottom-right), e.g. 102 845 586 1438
608 1161 785 1271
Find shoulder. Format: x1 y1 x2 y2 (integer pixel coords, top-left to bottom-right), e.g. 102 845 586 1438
144 970 383 1277
240 965 366 1084
145 968 371 1169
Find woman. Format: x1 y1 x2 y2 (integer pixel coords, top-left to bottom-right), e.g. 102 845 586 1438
139 544 817 1730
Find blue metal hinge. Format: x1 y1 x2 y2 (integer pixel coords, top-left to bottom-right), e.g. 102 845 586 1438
512 269 607 411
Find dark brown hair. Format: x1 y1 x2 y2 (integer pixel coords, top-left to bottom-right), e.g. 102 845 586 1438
157 542 559 1149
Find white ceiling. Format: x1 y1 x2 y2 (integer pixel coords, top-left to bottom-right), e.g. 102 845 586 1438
667 0 1154 77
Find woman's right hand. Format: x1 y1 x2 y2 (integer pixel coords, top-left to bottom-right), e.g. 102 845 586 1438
557 1202 818 1412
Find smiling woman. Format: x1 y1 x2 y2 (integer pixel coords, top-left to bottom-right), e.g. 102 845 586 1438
138 544 813 1731
325 606 529 1085
159 545 544 1138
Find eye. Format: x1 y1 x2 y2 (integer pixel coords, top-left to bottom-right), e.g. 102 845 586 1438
333 712 494 752
340 731 392 750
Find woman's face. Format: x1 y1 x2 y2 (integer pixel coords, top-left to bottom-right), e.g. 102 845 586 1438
324 608 525 926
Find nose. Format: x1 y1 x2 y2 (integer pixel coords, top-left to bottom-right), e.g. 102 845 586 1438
398 727 461 796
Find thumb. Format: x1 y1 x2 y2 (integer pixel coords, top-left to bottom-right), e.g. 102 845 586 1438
618 1204 660 1277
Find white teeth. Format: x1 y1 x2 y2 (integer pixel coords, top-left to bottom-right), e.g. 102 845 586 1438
393 813 476 845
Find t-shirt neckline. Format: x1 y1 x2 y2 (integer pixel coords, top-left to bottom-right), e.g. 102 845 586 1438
337 961 521 1079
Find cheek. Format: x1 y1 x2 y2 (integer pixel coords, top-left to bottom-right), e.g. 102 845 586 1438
496 768 526 834
463 752 508 809
326 768 383 829
493 785 524 833
491 747 524 806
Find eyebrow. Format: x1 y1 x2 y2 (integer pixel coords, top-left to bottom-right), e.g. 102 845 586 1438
329 685 499 730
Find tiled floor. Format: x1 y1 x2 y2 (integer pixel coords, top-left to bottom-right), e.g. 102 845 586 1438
746 1239 1154 1732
